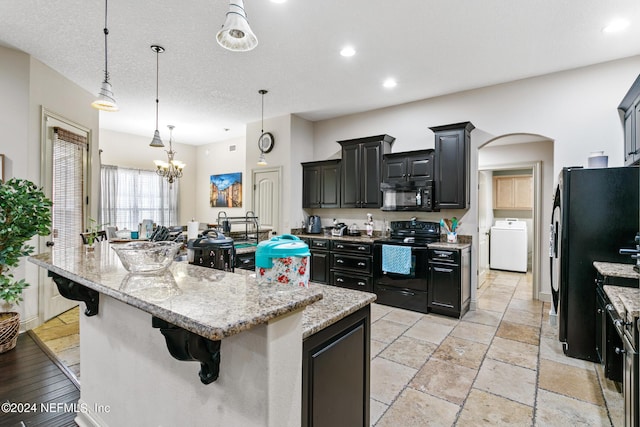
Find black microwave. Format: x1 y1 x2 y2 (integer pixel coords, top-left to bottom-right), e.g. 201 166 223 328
380 181 434 211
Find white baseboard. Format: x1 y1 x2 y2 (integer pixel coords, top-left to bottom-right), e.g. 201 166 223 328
537 291 551 303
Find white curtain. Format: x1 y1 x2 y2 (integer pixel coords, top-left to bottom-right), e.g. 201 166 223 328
99 165 179 230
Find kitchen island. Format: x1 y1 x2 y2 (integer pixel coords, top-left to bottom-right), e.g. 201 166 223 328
29 242 375 427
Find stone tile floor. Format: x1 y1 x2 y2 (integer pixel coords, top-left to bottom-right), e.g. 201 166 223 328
33 270 624 426
370 270 624 426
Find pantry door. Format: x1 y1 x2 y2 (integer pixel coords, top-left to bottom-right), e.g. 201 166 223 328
252 167 281 237
40 109 90 321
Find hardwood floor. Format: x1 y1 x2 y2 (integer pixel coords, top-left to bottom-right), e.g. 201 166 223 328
0 332 79 427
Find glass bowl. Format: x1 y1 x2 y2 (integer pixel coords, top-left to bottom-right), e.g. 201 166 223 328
111 241 181 274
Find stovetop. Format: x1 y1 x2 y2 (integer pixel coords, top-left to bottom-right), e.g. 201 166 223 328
375 220 440 246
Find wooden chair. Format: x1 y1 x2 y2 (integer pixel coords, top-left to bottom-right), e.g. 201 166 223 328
80 230 108 244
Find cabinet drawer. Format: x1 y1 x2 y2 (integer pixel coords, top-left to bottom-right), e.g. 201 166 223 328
331 253 372 273
331 241 372 255
428 249 459 264
330 271 373 292
310 239 330 250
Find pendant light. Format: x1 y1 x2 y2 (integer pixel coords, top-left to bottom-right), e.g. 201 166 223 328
217 0 258 52
257 89 273 166
91 0 118 112
149 45 165 147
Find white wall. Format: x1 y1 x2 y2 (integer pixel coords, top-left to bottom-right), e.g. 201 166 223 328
194 136 246 225
0 46 100 329
99 129 197 225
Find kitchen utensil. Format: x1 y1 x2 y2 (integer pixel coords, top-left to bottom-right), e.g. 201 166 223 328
348 223 361 236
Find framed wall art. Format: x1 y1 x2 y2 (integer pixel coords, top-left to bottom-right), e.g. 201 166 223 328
210 172 242 207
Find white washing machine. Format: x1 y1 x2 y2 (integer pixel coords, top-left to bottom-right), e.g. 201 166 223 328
490 219 527 272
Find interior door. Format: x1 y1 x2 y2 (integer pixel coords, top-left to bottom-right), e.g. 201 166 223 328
477 170 493 287
252 168 280 237
40 110 89 321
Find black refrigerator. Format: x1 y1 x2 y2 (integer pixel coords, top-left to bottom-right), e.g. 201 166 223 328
550 166 639 361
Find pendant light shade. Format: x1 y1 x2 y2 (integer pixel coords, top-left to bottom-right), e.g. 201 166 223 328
216 0 258 52
257 89 268 166
149 45 165 148
92 0 118 112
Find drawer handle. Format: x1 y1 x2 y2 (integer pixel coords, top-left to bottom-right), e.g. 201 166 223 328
357 282 366 286
336 278 344 282
357 262 366 266
337 259 344 263
615 347 626 355
336 244 344 249
358 246 366 251
434 267 453 273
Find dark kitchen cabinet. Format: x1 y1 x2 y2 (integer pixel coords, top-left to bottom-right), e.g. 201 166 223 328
383 149 435 186
428 247 470 318
430 122 474 209
330 240 373 292
302 305 370 427
618 74 640 166
339 135 394 208
309 238 330 284
302 160 341 208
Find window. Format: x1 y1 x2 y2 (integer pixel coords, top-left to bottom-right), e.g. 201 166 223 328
100 165 179 231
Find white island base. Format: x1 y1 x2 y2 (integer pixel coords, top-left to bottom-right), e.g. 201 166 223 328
75 294 303 427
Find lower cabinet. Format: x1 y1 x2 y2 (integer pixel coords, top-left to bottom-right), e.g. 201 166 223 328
330 241 373 292
309 238 330 284
428 247 470 318
302 305 370 427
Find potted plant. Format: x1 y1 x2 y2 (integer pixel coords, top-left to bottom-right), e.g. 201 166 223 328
0 178 52 353
83 217 107 251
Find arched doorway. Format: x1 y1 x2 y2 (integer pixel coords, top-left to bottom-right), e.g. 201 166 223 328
476 133 554 303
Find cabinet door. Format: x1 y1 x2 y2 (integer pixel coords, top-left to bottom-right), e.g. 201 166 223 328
340 144 360 208
493 176 514 209
513 176 533 209
434 129 467 209
302 165 321 208
310 251 330 284
429 262 461 315
321 163 340 208
634 100 640 164
383 156 407 183
407 153 434 182
361 142 383 208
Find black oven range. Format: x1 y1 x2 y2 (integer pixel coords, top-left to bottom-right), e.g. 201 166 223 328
373 220 440 313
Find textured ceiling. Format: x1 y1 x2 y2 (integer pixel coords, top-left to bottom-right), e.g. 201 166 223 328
1 0 639 145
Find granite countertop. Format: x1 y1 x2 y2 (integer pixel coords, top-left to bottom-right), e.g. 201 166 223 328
29 241 323 341
593 261 640 280
295 232 472 250
603 285 640 322
228 268 377 339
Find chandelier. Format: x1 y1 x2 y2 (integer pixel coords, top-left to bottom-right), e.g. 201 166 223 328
154 125 185 184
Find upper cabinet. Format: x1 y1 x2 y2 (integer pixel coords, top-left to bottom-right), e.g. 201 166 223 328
302 160 341 208
493 175 533 210
383 149 434 186
339 135 394 208
619 74 640 166
430 122 474 210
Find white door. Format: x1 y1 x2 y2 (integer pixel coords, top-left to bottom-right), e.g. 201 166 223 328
478 170 493 287
40 110 90 321
252 168 280 237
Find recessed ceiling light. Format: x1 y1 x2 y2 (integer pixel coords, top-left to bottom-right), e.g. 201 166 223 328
340 46 356 57
602 19 629 33
383 78 397 88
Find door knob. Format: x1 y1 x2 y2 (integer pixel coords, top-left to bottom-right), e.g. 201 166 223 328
46 241 55 247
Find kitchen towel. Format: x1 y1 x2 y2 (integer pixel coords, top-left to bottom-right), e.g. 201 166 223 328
382 244 412 275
